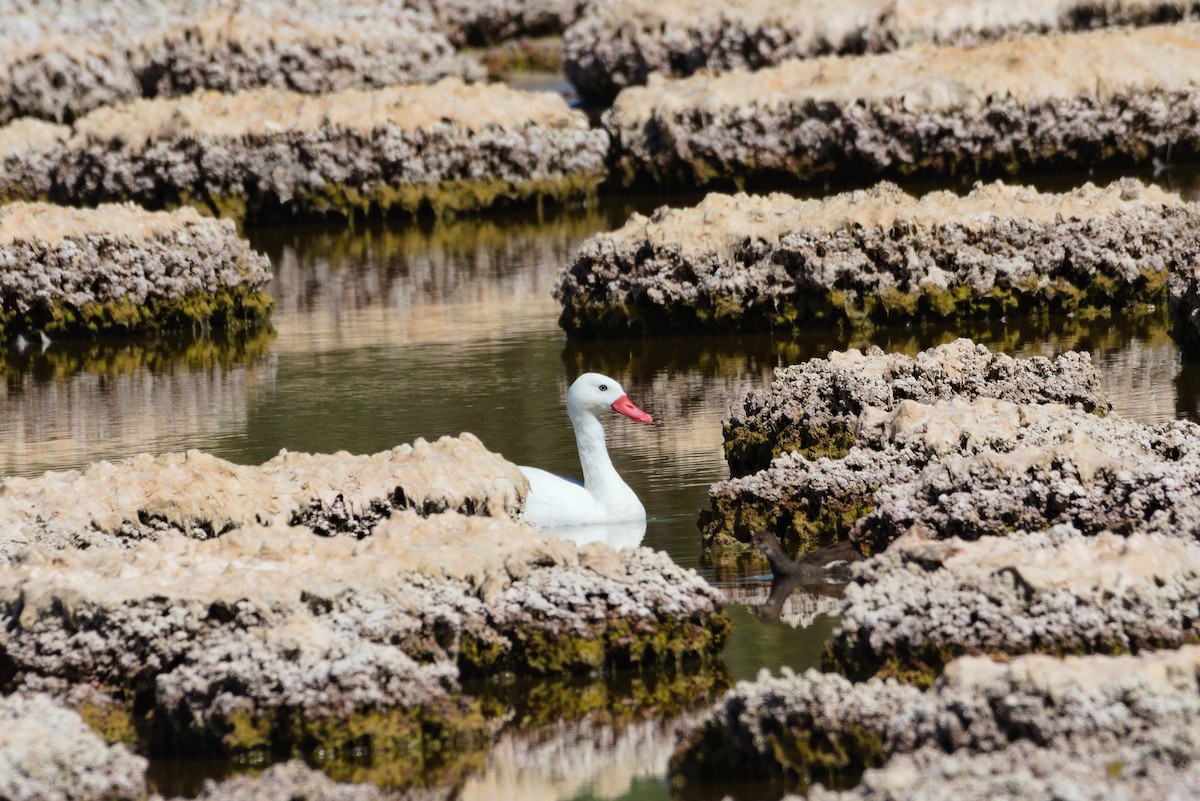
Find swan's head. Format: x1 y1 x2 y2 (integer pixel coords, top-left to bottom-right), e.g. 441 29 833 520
567 373 653 423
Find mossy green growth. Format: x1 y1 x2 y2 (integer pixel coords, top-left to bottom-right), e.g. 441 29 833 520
701 490 873 559
1 284 273 340
216 700 491 790
560 271 1171 346
78 700 141 747
723 423 857 478
296 170 603 223
498 611 732 675
670 713 884 791
476 36 565 77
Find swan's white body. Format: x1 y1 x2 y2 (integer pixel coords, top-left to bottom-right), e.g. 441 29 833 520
520 373 653 529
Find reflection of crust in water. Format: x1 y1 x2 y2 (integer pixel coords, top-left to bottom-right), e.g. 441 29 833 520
720 580 845 629
0 329 275 477
261 212 608 352
461 713 706 801
461 666 728 801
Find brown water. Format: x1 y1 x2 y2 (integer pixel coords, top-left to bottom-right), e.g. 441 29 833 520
5 168 1200 799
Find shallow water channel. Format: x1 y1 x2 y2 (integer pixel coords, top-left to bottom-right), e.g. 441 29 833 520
4 168 1200 799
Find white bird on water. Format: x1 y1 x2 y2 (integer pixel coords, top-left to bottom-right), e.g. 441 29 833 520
520 373 653 530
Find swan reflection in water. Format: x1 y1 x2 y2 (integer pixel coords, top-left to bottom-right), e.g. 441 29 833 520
539 518 647 550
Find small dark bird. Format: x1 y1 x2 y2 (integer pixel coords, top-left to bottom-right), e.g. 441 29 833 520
750 531 859 581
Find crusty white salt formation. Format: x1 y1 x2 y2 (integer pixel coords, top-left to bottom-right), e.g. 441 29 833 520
0 201 271 338
130 12 481 98
605 23 1200 187
670 646 1200 789
559 179 1198 335
0 513 728 754
0 433 525 562
0 0 483 125
0 37 139 124
0 692 147 801
565 0 1200 101
827 525 1200 681
0 118 67 201
724 340 1109 475
0 80 608 220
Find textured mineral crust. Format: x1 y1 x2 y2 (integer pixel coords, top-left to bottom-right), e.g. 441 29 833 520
703 340 1108 553
0 692 147 801
0 433 525 563
848 397 1200 554
712 391 1200 556
670 645 1200 788
0 118 67 202
0 1 485 125
5 80 607 221
804 734 1200 801
558 180 1198 336
0 201 272 339
827 526 1200 683
723 339 1108 475
412 0 590 44
156 761 386 801
565 0 1200 102
0 513 728 756
0 37 139 124
129 10 481 99
605 23 1200 188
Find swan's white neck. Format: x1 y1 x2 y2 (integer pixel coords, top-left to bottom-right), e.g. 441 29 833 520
569 406 637 507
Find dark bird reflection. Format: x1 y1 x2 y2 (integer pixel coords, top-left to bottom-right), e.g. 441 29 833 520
748 533 861 624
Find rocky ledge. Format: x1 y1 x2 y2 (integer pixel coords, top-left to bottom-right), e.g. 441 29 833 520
711 337 1104 527
129 9 481 100
0 433 524 563
605 23 1200 188
709 387 1200 557
413 0 589 45
827 525 1200 684
0 692 147 801
846 397 1200 554
804 733 1200 801
0 201 271 339
670 646 1200 790
0 79 608 221
0 1 481 126
1169 245 1200 355
0 118 67 202
705 341 1108 553
557 180 1196 336
564 0 1200 102
1 513 728 758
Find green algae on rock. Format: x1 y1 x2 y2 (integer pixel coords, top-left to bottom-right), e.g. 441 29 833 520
0 79 608 222
604 23 1200 189
557 180 1200 338
0 201 271 340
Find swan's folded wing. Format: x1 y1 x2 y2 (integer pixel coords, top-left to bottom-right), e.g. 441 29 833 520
519 466 605 527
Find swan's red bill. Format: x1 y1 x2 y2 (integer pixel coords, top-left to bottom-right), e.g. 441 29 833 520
610 394 653 423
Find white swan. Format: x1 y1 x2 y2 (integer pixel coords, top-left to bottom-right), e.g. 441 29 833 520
520 373 653 529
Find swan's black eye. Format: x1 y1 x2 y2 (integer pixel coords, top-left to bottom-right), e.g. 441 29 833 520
598 384 608 391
